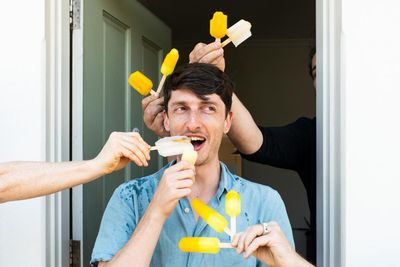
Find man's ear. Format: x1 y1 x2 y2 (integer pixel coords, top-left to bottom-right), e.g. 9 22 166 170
223 111 233 134
163 110 170 132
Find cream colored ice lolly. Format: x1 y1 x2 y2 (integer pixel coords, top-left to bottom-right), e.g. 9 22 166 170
191 198 232 237
178 237 233 254
181 149 198 165
128 71 157 96
210 11 227 42
225 190 241 239
221 19 252 48
155 48 179 94
150 136 193 157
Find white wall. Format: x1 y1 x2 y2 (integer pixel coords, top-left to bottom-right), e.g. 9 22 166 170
342 0 400 266
0 1 47 266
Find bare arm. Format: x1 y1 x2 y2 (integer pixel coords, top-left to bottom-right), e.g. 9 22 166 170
98 161 195 267
228 93 263 154
0 132 150 203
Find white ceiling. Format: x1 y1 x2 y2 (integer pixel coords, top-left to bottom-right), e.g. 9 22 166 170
138 0 315 41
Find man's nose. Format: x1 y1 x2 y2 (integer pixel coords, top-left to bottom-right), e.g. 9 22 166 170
186 111 201 131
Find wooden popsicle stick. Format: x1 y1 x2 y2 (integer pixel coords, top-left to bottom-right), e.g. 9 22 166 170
221 37 232 48
224 227 233 237
156 75 167 94
150 146 157 151
150 90 159 97
230 217 237 241
219 243 234 249
215 38 221 43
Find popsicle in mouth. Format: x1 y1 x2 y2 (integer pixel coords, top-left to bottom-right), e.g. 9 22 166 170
221 19 252 48
128 71 157 96
225 190 241 239
155 48 179 94
191 198 232 237
179 237 233 254
210 11 227 42
150 136 193 157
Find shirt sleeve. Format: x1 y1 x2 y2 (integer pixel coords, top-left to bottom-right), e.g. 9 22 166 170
90 184 138 265
240 118 313 172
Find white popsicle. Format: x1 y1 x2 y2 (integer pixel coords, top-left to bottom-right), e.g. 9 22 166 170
151 136 193 157
221 19 252 48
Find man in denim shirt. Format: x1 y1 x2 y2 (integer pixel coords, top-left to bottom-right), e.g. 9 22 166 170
91 63 294 267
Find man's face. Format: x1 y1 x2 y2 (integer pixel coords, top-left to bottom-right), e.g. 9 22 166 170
311 54 316 89
163 88 232 166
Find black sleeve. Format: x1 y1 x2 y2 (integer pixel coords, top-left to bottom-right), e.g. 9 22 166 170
240 118 314 172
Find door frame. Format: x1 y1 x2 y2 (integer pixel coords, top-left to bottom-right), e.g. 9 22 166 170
316 0 344 265
44 0 71 266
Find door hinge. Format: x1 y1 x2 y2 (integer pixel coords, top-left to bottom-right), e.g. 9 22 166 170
69 240 81 267
69 0 81 30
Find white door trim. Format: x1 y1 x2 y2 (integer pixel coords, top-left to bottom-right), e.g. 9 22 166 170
44 0 71 266
316 0 344 265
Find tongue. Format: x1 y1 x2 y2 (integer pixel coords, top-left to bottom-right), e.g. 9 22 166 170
192 141 203 150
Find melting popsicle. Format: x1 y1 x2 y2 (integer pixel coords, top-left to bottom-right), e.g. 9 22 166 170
210 11 227 42
181 149 198 165
128 71 157 96
191 198 232 237
155 48 179 94
179 237 233 254
221 19 252 48
150 136 193 157
225 190 241 239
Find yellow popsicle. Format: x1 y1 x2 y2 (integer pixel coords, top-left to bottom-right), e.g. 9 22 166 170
128 71 156 96
179 237 233 254
181 149 198 165
210 11 227 40
156 48 179 94
161 48 179 76
191 199 232 236
225 190 241 217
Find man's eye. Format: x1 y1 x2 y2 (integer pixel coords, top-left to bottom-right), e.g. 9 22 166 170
204 106 216 113
175 107 186 113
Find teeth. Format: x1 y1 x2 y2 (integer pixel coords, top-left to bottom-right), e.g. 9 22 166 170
190 137 205 141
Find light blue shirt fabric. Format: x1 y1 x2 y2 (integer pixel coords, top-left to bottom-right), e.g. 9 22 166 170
91 161 294 267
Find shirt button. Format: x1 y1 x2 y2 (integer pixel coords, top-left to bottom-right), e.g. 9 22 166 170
184 207 190 214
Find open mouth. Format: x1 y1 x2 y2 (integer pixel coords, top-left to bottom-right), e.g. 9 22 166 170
188 136 206 151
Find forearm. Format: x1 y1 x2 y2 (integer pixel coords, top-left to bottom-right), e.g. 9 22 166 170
228 93 263 154
0 160 105 203
101 205 166 267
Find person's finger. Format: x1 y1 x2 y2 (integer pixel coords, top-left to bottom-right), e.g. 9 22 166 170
122 136 150 160
144 99 165 123
176 188 192 198
120 146 143 166
152 112 166 130
121 141 148 166
244 235 272 259
167 169 195 182
190 42 221 63
175 178 194 189
165 160 195 173
198 48 224 65
189 43 206 62
244 225 264 250
141 95 159 110
236 229 248 254
231 232 243 247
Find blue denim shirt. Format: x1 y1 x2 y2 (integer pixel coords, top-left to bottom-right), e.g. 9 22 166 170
91 161 294 266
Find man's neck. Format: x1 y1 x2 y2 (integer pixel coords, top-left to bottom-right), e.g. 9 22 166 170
189 158 221 204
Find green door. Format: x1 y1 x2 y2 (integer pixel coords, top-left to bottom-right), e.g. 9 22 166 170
82 0 171 264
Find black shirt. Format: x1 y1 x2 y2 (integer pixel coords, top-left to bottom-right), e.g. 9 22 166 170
240 117 316 263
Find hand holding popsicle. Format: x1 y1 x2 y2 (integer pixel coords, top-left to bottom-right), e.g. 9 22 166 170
150 160 195 219
155 48 179 94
